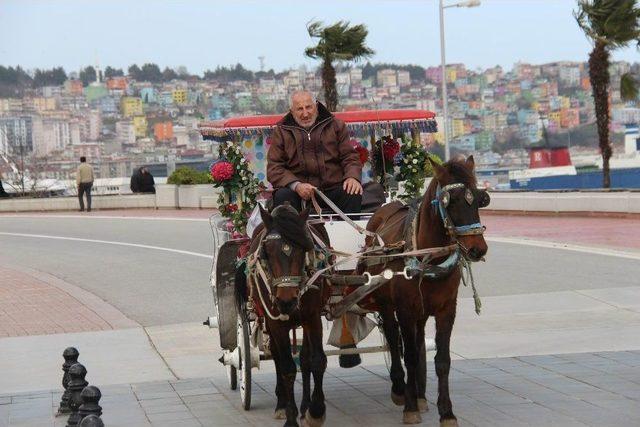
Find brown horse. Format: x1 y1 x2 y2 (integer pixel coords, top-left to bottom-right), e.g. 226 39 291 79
238 204 331 427
361 156 489 425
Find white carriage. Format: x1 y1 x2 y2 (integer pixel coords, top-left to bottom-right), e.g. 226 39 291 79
200 110 440 410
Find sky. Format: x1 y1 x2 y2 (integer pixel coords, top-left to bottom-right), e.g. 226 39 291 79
1 0 638 74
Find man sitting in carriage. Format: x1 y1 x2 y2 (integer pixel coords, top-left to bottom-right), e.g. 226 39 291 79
266 90 368 367
267 90 363 213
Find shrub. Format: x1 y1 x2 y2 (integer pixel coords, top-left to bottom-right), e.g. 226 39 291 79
167 167 213 185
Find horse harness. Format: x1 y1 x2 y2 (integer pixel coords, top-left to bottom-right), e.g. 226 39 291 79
360 182 490 279
245 228 329 321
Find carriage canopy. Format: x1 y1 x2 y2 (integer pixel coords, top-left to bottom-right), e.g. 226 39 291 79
199 109 438 184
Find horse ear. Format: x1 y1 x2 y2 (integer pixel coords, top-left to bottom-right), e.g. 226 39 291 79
259 203 272 230
299 206 311 223
428 156 446 181
465 155 476 172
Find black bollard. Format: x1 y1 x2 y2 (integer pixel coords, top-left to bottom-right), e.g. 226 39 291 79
66 363 88 427
57 347 79 415
79 415 104 427
78 385 102 420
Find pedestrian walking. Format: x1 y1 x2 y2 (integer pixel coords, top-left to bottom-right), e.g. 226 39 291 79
76 156 94 212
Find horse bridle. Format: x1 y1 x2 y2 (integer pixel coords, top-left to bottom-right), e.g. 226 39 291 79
432 183 490 238
256 232 306 289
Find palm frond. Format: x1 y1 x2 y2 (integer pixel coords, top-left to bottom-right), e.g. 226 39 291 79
575 0 640 47
621 72 639 101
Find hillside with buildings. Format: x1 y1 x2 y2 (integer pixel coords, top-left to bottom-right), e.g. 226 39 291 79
0 60 638 184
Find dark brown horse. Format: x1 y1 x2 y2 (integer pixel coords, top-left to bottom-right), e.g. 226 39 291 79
361 156 489 425
238 204 331 427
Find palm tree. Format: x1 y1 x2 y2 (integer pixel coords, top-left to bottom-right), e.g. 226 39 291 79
574 0 640 188
305 21 374 111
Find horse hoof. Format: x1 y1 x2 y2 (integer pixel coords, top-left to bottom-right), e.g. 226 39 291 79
403 411 422 424
391 392 405 406
274 408 287 419
301 411 326 427
440 418 459 427
418 398 429 412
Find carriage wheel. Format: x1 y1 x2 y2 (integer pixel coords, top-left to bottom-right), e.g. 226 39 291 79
226 363 237 390
237 311 252 410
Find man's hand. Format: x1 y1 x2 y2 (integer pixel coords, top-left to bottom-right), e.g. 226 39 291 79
295 183 316 200
343 178 363 195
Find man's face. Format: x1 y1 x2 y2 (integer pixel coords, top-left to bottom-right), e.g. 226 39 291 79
291 94 318 129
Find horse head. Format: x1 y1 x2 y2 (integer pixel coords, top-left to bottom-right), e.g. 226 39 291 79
429 155 489 262
258 203 313 316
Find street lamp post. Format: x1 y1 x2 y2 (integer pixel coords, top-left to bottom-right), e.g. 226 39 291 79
439 0 481 161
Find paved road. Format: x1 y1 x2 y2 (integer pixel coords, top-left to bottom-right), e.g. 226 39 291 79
1 211 639 426
1 214 639 327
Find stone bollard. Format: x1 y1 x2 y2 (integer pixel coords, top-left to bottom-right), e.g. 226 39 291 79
79 415 104 427
66 364 88 427
56 347 80 415
78 385 102 421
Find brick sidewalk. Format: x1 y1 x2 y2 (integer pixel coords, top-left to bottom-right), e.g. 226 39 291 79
0 266 136 337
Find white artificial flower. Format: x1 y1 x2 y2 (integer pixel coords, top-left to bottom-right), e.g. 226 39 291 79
412 159 418 164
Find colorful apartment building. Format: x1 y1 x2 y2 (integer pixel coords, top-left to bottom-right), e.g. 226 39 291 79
154 121 174 142
172 89 187 105
451 118 466 138
106 77 128 91
31 97 57 112
84 84 108 103
121 97 143 117
560 108 580 129
64 80 84 96
132 116 147 138
140 87 157 104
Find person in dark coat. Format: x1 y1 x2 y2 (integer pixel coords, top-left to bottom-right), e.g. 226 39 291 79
139 167 155 193
267 90 362 213
130 168 142 193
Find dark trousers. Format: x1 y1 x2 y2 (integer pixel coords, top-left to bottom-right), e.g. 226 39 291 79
273 186 362 214
78 182 93 211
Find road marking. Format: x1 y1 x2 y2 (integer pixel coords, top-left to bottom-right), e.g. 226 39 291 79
0 214 209 222
0 232 213 259
1 226 638 261
487 237 640 260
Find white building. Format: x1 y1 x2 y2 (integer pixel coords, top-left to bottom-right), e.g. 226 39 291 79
116 121 136 146
174 125 189 147
377 69 397 88
36 118 81 156
349 68 362 85
559 66 581 88
397 70 411 88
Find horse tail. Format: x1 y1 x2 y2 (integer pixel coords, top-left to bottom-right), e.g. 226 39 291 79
234 260 248 310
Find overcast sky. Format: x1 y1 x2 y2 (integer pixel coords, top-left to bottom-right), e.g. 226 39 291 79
1 0 638 74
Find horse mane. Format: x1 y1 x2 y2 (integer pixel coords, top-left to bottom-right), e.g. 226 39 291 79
270 205 314 251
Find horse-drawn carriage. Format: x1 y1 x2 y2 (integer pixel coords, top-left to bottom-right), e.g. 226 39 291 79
199 110 489 426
